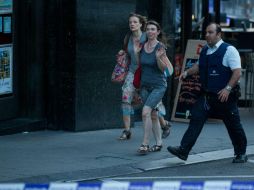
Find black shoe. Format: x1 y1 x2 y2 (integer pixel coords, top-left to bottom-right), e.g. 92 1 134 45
118 130 131 140
167 146 188 161
162 121 171 139
232 154 248 163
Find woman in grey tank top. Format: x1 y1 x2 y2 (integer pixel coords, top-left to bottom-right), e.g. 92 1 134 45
137 20 174 154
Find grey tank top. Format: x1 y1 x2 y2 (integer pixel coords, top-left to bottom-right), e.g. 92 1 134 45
127 32 147 73
140 43 167 88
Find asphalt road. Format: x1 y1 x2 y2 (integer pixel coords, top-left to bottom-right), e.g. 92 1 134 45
83 155 254 183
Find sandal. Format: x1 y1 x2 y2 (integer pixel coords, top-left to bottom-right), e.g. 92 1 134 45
149 145 163 152
118 130 131 140
162 120 171 139
137 144 149 155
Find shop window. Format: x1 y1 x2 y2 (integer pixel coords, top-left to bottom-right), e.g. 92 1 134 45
0 0 12 96
221 0 254 27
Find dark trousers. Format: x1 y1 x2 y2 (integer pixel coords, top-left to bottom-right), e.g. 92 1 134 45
180 93 247 155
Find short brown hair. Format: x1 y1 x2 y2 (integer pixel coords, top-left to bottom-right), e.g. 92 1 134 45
208 22 222 34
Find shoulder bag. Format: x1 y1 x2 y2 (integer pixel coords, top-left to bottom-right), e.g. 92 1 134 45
111 33 131 83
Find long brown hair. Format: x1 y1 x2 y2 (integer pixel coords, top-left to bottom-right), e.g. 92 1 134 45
146 20 169 47
123 13 147 50
128 12 147 32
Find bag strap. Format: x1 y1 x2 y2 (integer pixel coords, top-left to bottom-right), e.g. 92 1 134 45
123 32 131 51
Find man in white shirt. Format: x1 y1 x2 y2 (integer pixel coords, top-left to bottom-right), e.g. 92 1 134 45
167 23 248 163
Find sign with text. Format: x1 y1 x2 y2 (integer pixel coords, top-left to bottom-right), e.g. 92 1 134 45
171 40 206 122
0 0 12 14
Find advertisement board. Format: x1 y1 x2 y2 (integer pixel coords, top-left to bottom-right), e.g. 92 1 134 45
0 0 12 14
171 40 206 122
0 44 12 95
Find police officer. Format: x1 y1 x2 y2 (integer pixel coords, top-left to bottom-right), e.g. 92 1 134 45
167 23 248 163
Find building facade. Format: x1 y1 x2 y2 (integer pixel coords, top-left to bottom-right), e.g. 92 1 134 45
1 0 253 135
0 0 176 134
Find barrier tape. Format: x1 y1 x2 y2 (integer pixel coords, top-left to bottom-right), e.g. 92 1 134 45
0 181 253 190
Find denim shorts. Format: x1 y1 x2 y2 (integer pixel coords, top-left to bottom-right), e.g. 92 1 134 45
140 85 166 109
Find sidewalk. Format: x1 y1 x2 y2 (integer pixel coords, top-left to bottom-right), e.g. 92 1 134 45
0 108 253 183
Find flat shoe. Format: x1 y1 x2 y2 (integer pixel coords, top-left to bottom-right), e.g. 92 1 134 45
137 144 149 155
162 121 171 139
118 130 131 140
149 145 162 152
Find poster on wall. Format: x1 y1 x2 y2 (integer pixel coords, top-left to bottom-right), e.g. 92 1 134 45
0 17 2 32
0 44 12 95
0 0 12 14
171 40 206 122
3 16 11 33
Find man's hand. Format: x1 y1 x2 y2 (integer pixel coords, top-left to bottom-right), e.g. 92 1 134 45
218 88 230 102
179 71 188 81
179 63 199 81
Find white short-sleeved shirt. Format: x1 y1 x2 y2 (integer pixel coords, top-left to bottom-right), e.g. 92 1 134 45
198 39 241 70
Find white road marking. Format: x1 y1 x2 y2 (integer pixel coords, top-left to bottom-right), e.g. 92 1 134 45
135 145 254 171
108 175 254 181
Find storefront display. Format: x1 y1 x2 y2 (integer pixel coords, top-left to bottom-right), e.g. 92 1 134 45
0 0 12 14
0 0 12 96
0 44 12 95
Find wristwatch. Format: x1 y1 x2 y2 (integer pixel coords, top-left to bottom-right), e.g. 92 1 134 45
225 85 232 92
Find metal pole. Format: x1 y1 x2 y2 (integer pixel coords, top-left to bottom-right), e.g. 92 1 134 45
214 0 220 24
181 0 192 53
202 0 209 39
